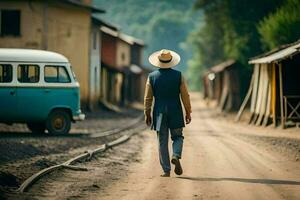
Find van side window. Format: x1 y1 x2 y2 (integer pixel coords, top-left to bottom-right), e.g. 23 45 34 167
17 65 39 83
45 66 71 83
70 66 77 81
0 64 12 83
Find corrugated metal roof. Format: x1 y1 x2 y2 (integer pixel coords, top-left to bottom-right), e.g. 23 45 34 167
64 0 105 13
99 28 145 47
92 16 119 31
249 40 300 64
119 33 145 46
100 26 118 37
210 59 236 73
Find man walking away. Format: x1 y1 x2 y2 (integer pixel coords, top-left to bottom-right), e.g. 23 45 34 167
144 49 192 177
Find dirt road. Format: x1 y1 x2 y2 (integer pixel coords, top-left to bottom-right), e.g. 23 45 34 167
93 93 300 200
4 93 299 200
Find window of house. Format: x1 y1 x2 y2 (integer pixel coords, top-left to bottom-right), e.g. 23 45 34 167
44 66 71 83
17 65 39 83
0 64 12 83
0 9 21 36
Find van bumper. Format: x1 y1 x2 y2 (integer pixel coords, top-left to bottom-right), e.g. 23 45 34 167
73 113 85 121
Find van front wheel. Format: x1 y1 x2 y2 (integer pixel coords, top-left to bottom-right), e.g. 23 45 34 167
27 123 46 134
46 110 71 134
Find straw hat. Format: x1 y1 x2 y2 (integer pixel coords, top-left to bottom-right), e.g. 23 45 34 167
148 49 180 68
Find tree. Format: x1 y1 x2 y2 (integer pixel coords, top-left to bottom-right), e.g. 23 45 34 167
187 0 284 90
93 0 198 72
258 0 300 50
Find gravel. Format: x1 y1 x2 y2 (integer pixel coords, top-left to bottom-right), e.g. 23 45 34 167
0 107 142 196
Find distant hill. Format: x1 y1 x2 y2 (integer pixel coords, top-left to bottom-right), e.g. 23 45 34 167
93 0 199 72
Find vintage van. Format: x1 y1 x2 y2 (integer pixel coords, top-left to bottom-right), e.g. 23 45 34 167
0 49 85 134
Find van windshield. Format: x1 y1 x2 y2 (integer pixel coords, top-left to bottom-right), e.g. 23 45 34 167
70 66 77 81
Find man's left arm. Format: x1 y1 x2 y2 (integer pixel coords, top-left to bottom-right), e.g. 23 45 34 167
144 77 153 126
180 76 192 124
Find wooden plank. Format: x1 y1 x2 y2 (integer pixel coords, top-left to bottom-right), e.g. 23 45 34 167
219 71 229 112
256 64 268 126
225 71 233 111
279 63 285 128
263 84 271 126
253 65 264 124
235 73 254 122
249 65 260 124
262 65 272 126
250 65 259 112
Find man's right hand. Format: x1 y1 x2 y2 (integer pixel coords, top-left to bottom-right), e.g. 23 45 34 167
146 114 152 126
186 113 192 124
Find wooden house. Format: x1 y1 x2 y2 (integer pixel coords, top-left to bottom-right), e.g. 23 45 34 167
99 24 123 109
99 22 147 108
236 40 300 128
0 0 104 108
202 60 248 112
120 34 146 104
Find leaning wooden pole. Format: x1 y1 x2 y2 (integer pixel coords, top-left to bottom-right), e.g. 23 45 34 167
235 73 254 122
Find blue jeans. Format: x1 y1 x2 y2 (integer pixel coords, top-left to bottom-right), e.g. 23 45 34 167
157 116 184 173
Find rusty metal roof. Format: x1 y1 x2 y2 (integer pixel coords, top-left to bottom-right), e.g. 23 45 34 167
209 59 236 73
64 0 105 13
100 26 118 37
92 16 119 31
119 33 145 46
249 40 300 64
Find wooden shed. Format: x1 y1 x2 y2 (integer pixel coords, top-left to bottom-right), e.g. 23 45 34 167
100 25 147 108
202 60 247 112
236 40 300 128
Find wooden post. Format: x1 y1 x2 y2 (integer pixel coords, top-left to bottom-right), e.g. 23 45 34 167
278 63 285 128
271 63 277 127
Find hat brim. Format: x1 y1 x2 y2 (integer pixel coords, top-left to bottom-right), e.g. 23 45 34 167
148 50 180 68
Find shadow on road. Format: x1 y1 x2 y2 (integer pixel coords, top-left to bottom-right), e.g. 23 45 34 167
177 176 300 185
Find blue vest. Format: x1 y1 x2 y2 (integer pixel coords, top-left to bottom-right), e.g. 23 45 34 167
149 68 184 131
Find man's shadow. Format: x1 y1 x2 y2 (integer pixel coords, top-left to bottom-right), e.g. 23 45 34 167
177 176 300 185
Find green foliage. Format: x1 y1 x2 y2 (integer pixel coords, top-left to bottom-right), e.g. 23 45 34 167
258 0 300 50
93 0 199 72
187 0 284 90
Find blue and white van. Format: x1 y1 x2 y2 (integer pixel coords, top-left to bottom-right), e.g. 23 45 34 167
0 49 85 134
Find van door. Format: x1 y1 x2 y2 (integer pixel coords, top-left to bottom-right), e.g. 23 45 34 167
16 64 44 122
0 64 16 122
44 65 74 112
